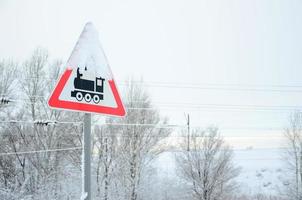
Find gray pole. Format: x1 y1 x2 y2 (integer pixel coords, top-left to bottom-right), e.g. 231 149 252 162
83 113 91 200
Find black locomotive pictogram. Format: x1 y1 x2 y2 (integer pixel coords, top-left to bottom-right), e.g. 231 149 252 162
71 67 105 104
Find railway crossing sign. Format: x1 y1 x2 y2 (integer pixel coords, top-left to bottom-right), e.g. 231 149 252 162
48 23 126 116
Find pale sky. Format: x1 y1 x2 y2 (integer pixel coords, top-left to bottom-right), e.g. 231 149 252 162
1 0 302 148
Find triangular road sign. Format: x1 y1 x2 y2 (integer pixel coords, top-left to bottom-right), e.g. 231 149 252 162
48 22 126 116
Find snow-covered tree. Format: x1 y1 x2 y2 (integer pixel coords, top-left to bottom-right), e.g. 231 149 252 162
0 48 83 199
282 111 302 200
0 60 18 195
175 127 240 200
0 59 17 102
94 80 171 200
94 122 119 200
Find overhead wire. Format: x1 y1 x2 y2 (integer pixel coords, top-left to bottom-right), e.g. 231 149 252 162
0 146 288 158
0 120 82 125
0 120 286 131
16 77 302 90
98 123 287 131
0 146 82 156
2 96 302 113
121 80 302 89
8 77 302 93
119 81 302 93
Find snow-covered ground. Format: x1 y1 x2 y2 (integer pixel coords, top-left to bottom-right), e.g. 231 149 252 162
234 148 285 195
154 148 286 196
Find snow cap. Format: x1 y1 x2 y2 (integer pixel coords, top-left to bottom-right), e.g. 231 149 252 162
66 22 111 79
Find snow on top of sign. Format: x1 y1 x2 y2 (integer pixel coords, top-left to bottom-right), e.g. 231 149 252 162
67 22 112 79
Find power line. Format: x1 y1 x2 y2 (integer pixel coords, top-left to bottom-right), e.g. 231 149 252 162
0 120 82 125
99 123 286 131
119 81 302 93
18 77 302 90
9 77 302 92
92 134 285 138
0 147 287 160
151 102 302 109
2 97 302 112
0 132 285 138
123 81 302 89
127 105 302 112
0 121 287 139
5 95 300 109
0 146 82 156
0 120 286 131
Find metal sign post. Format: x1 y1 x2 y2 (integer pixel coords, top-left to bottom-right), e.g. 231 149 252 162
83 113 91 200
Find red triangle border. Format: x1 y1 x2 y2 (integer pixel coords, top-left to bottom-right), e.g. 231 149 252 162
48 68 126 116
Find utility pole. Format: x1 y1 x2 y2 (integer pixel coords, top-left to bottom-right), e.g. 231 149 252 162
187 114 190 151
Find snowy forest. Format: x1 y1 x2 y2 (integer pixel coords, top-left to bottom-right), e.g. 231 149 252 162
0 48 302 200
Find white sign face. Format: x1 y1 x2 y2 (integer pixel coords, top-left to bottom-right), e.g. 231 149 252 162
48 23 126 116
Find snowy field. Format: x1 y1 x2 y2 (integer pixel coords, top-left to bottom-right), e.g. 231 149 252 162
154 148 285 196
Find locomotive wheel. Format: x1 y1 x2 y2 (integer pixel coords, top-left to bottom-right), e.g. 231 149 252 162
75 92 83 101
93 95 100 104
84 93 92 102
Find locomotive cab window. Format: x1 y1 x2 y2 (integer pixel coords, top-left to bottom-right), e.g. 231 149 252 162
97 79 103 86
